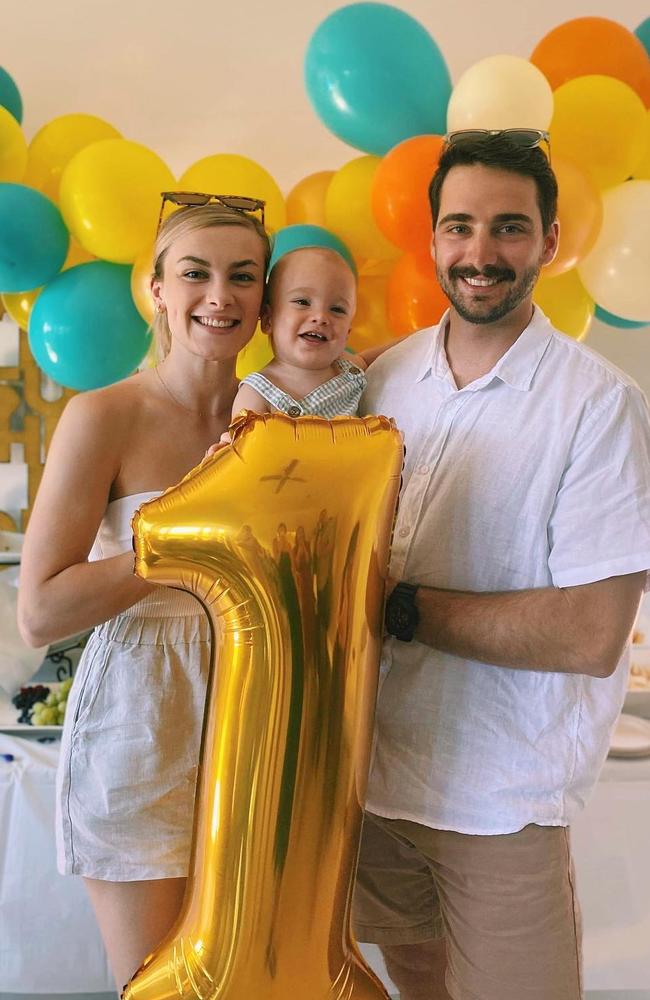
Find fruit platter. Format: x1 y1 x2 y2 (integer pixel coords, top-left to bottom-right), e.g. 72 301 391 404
0 679 72 733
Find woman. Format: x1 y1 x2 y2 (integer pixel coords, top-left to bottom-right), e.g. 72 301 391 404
18 198 270 990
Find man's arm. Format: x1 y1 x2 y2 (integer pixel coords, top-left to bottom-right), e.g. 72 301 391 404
404 572 646 678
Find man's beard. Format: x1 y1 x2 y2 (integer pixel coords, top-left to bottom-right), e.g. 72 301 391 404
437 262 541 325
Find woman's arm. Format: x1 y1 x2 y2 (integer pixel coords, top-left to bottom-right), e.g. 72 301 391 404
18 392 153 648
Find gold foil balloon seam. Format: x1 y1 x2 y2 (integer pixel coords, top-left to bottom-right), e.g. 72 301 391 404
126 412 402 1000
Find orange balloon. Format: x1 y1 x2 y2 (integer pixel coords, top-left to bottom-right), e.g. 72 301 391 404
545 157 603 278
349 274 396 351
286 171 334 226
387 253 448 334
531 17 650 106
371 135 444 255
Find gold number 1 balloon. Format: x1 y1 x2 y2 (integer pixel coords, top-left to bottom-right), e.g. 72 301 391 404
124 412 402 1000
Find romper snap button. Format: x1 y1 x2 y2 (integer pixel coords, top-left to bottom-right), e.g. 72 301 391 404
287 405 302 418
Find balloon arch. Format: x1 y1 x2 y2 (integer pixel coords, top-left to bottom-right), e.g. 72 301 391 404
0 8 649 391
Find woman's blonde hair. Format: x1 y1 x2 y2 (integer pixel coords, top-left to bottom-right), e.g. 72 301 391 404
151 204 271 360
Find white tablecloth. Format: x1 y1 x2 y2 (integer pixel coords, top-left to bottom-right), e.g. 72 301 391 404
1 732 649 995
0 734 113 993
572 755 650 993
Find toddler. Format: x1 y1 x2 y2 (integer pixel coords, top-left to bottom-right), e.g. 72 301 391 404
230 224 367 421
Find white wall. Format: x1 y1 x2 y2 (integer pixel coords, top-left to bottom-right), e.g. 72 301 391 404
7 0 648 190
3 0 650 398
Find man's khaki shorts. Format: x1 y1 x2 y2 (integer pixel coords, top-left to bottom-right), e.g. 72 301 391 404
353 813 582 1000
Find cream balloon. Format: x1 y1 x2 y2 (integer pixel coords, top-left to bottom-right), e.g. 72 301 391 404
447 55 554 131
578 180 650 322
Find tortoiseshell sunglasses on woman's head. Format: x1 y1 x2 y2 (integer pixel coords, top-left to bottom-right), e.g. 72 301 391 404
156 191 266 237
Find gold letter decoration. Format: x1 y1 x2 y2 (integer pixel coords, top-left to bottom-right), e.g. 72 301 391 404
125 412 402 1000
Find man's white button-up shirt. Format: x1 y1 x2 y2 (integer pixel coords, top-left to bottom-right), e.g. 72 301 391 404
361 307 650 834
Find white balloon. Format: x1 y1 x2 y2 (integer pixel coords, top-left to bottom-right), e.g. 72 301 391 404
447 55 554 131
578 181 650 322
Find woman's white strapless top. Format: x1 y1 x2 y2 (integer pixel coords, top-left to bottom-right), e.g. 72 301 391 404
89 492 202 617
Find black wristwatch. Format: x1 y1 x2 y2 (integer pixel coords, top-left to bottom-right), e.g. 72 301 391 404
385 582 420 642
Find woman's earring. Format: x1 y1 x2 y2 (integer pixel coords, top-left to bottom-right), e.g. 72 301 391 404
156 302 166 313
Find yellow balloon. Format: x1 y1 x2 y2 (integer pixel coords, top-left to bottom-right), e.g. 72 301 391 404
24 114 121 203
447 55 554 130
126 413 401 1000
286 170 334 225
550 76 647 190
533 268 593 340
0 106 27 182
59 139 175 264
2 288 40 329
632 110 650 180
1 238 95 329
326 156 400 264
179 154 286 234
130 243 155 324
235 324 273 379
578 180 650 322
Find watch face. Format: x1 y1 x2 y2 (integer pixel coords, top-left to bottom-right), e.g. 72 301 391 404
387 590 417 640
395 605 411 630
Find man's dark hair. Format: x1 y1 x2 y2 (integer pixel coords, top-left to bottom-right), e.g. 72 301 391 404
428 134 558 233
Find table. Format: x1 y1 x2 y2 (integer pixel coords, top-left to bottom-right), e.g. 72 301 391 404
1 732 649 997
572 755 650 996
0 734 113 994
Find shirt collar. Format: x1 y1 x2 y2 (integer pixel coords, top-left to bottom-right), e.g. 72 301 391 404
415 306 554 392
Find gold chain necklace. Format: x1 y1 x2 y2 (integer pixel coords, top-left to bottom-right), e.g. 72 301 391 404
154 365 205 417
154 366 235 422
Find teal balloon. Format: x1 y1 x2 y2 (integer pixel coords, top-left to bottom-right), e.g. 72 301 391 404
305 3 451 156
29 262 151 390
635 17 650 57
0 66 22 123
0 184 69 293
594 305 649 330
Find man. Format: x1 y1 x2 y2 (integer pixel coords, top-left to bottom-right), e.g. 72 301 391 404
354 131 650 1000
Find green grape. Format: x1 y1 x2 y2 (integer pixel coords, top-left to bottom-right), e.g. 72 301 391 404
46 692 58 707
31 701 46 713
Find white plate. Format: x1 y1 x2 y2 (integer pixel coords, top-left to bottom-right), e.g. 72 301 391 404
609 713 650 759
0 723 62 735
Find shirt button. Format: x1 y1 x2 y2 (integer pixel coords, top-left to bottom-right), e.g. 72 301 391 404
417 464 430 475
398 526 410 538
287 405 302 418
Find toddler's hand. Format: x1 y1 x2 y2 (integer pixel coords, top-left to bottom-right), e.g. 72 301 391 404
204 433 231 459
